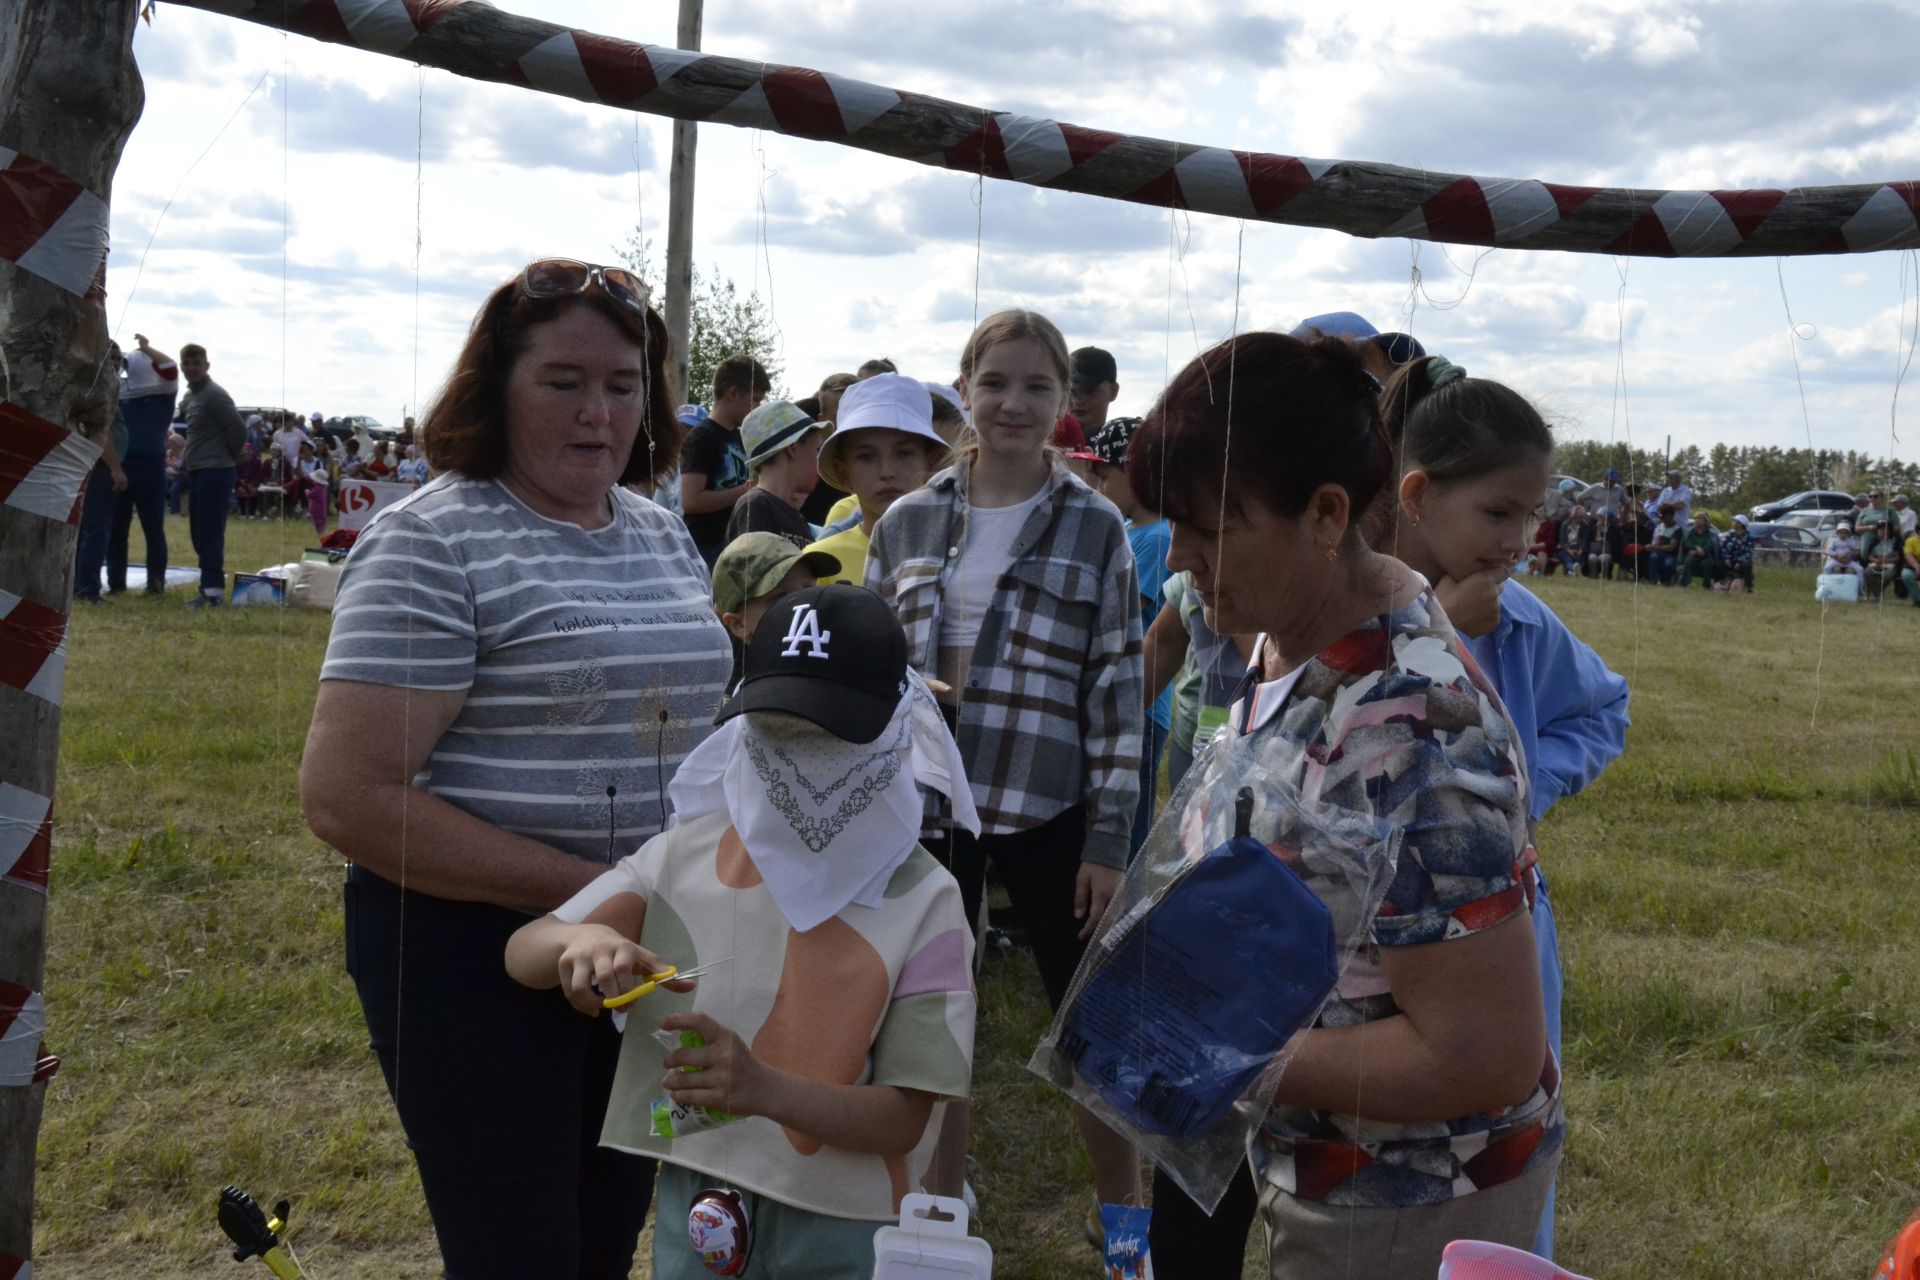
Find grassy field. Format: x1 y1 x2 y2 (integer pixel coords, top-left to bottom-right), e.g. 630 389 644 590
31 513 1920 1278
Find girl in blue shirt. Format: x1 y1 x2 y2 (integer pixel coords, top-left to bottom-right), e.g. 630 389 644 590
1379 356 1631 1261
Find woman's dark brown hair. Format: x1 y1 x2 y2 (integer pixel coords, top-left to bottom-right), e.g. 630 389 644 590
1128 332 1391 528
422 273 678 487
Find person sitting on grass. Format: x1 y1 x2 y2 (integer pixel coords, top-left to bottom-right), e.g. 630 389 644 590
1526 513 1558 576
1558 506 1593 577
1900 523 1920 607
804 373 949 585
1583 513 1616 580
1648 505 1681 585
1860 513 1902 601
723 401 830 549
1717 514 1755 592
710 531 840 691
235 442 265 518
396 444 429 486
1678 511 1720 589
504 586 978 1280
1823 523 1863 582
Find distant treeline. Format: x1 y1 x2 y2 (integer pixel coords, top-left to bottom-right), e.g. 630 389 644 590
1553 441 1920 513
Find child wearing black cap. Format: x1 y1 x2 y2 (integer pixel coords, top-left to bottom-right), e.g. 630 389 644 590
506 585 978 1279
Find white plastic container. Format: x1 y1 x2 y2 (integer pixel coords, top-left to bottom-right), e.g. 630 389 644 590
870 1194 993 1279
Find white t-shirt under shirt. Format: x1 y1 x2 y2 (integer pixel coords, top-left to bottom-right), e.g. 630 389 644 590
937 485 1052 652
554 810 975 1221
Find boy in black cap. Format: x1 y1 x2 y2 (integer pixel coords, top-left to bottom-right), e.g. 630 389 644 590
1068 346 1120 433
507 586 978 1279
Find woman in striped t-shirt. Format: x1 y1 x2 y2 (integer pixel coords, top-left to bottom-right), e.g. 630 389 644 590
301 260 732 1279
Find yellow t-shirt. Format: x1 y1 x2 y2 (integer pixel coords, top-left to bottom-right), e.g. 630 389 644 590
825 493 860 527
1905 533 1920 564
806 522 871 587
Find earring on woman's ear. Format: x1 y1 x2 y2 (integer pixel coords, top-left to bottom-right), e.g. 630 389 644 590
1326 543 1339 564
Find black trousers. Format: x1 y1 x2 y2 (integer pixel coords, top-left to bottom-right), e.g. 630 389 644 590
932 803 1092 1009
1149 1161 1258 1278
344 866 654 1279
108 454 168 591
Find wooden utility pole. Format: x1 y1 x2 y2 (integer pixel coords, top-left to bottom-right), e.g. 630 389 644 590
0 3 144 1271
664 0 702 404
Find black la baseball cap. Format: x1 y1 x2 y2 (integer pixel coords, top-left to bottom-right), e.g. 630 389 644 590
716 584 909 744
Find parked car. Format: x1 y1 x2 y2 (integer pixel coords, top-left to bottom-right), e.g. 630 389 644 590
1745 522 1825 564
1777 509 1846 536
1748 489 1855 522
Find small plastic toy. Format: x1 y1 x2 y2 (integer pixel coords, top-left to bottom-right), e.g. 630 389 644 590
688 1187 752 1276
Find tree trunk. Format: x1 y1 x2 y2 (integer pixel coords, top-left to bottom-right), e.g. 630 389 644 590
0 2 144 1272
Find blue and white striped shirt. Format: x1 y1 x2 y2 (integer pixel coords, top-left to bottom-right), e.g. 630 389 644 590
320 475 734 862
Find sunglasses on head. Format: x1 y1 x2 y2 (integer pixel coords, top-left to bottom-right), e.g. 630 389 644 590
518 258 653 315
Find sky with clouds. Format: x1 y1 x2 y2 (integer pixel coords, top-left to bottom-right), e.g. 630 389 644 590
109 0 1920 465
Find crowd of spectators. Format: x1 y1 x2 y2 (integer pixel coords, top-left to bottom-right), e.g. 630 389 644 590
1522 468 1918 607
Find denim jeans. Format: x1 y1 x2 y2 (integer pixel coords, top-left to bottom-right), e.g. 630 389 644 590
73 461 117 600
187 466 235 595
109 454 168 591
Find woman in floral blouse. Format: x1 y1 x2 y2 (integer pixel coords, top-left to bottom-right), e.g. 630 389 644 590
1134 333 1556 1280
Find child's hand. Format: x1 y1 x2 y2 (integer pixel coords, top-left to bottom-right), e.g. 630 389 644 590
1434 567 1506 639
555 925 684 1017
660 1012 768 1115
1075 862 1124 941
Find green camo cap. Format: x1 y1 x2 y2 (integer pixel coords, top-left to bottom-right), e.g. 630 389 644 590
711 532 841 616
740 401 827 466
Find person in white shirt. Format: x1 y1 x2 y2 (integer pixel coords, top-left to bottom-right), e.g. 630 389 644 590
1893 494 1917 537
1648 469 1691 528
271 414 312 465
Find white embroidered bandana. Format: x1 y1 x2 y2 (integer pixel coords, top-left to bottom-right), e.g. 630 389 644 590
669 670 978 932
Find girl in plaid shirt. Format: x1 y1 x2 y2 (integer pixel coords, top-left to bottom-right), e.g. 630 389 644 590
865 308 1145 1231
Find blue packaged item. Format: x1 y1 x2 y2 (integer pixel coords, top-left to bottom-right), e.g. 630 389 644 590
1055 790 1338 1139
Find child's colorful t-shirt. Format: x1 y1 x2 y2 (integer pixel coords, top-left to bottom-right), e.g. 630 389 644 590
553 810 975 1221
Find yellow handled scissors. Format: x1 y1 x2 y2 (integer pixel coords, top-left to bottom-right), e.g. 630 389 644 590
601 957 731 1009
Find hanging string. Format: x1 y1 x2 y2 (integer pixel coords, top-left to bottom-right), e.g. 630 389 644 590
750 131 784 366
1775 259 1831 728
107 67 271 359
410 67 424 428
971 111 987 331
1609 251 1644 685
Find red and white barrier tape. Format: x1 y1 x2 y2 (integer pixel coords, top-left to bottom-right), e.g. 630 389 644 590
0 783 52 895
0 590 68 708
0 147 110 303
0 980 53 1087
0 402 98 526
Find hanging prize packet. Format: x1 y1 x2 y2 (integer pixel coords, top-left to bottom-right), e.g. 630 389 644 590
1101 1204 1153 1279
1030 729 1399 1212
1054 789 1339 1138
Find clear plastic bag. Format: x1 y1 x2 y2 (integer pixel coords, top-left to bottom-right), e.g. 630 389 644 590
1028 726 1400 1213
